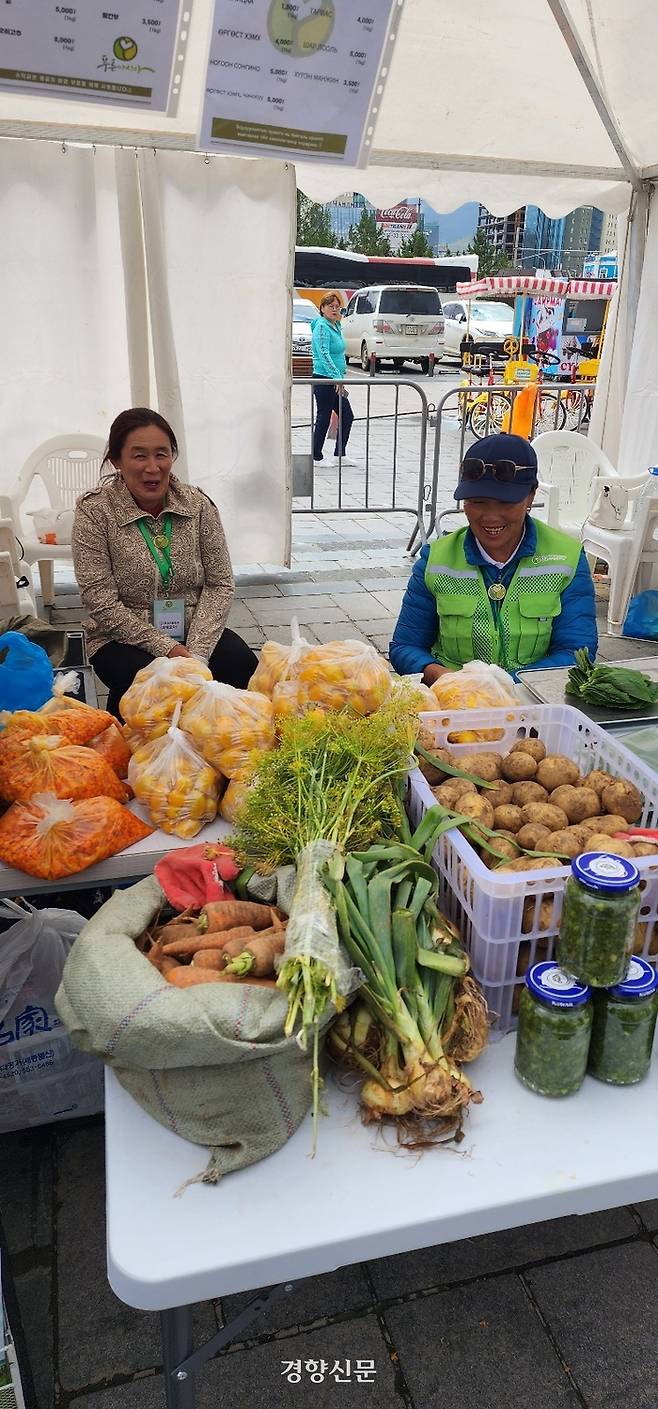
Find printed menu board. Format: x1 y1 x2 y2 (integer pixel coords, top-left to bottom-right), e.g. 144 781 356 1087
0 1 182 110
199 0 396 164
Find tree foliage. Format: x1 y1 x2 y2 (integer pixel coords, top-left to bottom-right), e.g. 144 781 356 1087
398 226 434 258
467 227 510 276
347 209 392 256
296 191 334 247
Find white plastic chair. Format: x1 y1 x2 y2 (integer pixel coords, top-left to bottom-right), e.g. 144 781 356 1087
531 431 629 535
0 436 105 608
0 519 36 616
582 487 658 636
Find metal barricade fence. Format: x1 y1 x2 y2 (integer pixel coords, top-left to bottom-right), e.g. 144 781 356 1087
292 376 431 549
424 381 596 541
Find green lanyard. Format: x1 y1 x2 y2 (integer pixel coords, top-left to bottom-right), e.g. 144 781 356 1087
137 514 173 589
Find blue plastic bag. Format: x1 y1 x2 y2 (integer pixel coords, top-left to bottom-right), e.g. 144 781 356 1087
622 590 658 641
0 632 54 712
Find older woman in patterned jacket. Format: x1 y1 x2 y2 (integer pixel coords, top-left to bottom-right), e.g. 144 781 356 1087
72 407 256 718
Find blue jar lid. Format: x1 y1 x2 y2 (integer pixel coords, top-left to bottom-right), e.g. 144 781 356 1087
526 961 592 1007
571 852 640 893
608 957 658 999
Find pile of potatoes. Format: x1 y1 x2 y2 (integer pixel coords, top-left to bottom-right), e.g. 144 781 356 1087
417 733 658 1014
418 733 656 871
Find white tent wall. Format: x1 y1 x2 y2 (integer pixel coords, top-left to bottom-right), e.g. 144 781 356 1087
588 213 631 463
0 141 132 487
114 149 151 407
135 149 294 567
614 187 658 477
0 138 294 569
136 149 191 484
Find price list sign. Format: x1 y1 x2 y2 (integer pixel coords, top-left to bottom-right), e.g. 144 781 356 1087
0 1 183 110
199 0 397 164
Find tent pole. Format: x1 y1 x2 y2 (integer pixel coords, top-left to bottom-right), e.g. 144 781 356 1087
625 186 651 346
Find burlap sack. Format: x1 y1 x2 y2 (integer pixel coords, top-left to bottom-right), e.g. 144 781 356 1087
55 875 320 1181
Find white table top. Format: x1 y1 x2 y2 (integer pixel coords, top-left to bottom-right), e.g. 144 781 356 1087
105 1036 658 1312
0 806 232 896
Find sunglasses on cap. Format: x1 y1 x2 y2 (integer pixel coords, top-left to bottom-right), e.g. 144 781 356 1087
461 458 536 484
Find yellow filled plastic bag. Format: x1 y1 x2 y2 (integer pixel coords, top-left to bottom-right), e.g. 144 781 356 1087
297 639 391 716
248 641 293 696
180 682 275 778
128 705 220 839
120 657 212 738
248 623 310 716
428 662 518 742
391 679 439 712
219 776 250 824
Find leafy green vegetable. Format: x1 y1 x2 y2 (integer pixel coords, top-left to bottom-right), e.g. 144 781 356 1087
324 808 488 1127
566 648 658 709
232 703 418 1145
233 700 416 871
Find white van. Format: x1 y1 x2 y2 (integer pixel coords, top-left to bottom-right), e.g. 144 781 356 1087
341 284 445 372
442 299 514 361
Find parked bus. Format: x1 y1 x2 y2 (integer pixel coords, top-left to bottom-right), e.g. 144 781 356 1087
294 246 477 309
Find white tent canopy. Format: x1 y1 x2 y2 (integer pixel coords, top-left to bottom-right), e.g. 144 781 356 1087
2 0 656 215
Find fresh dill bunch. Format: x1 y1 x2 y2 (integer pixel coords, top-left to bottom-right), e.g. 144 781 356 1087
233 700 416 869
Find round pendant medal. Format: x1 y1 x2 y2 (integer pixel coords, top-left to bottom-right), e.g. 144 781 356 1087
153 533 169 550
488 582 506 602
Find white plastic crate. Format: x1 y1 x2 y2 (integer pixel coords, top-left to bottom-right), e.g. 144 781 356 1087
408 703 658 1036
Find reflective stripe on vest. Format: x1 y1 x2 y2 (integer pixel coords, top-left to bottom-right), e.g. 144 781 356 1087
424 522 581 672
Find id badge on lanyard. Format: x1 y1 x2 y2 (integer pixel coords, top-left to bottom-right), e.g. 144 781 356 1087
153 597 186 642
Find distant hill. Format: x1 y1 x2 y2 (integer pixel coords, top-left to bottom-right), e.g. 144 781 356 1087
324 194 480 254
419 201 479 252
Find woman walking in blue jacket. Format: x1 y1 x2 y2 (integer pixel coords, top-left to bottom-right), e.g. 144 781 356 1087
311 292 355 464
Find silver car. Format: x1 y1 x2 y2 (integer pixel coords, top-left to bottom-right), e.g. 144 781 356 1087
292 297 316 375
442 299 514 362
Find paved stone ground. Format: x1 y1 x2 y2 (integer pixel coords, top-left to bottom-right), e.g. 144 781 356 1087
5 457 658 1409
289 369 467 568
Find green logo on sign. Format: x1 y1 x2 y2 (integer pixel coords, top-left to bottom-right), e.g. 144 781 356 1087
113 35 138 62
268 0 335 59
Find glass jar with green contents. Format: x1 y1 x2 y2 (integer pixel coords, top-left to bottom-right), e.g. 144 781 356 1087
588 957 658 1085
515 962 593 1097
557 852 641 988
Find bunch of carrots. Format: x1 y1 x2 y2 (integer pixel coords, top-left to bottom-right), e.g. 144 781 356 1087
142 898 287 988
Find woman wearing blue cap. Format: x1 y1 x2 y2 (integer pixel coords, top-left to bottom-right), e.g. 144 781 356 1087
390 434 597 683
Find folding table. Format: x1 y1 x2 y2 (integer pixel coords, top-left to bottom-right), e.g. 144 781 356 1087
105 1038 658 1409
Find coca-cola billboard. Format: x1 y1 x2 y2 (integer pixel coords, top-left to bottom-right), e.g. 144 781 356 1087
375 204 419 252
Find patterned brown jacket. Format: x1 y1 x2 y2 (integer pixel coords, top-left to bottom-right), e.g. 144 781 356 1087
72 473 234 661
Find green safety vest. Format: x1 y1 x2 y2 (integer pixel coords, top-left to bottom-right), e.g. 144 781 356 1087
424 520 582 674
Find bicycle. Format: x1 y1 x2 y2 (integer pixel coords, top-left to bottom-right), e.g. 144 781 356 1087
466 370 567 438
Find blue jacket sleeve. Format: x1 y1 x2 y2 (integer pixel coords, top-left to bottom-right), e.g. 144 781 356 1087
522 550 598 673
311 319 342 379
389 546 439 675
